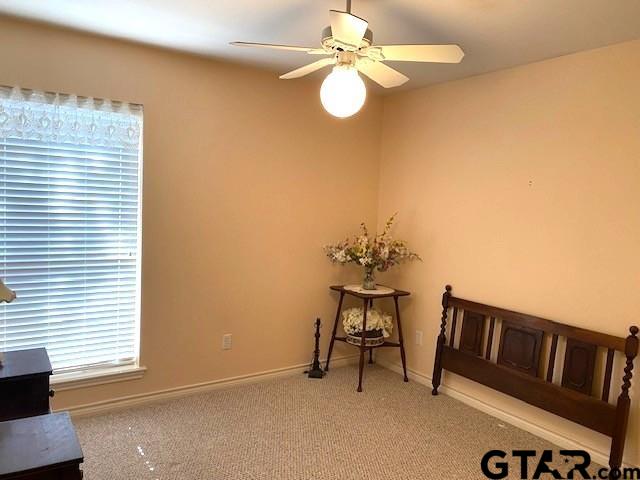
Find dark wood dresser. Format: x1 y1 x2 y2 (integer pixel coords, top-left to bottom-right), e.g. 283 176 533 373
0 348 53 421
0 412 84 479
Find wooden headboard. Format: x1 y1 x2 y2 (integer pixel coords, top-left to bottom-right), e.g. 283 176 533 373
432 285 638 471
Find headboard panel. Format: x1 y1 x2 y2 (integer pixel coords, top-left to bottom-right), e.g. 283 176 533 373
432 285 638 471
561 337 597 395
458 310 485 356
497 319 544 377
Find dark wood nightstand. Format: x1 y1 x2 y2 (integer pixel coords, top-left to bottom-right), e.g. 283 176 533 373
0 348 54 421
0 412 84 479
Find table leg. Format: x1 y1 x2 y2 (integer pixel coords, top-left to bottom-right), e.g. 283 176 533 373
325 291 344 372
368 298 374 364
394 296 409 382
357 298 369 392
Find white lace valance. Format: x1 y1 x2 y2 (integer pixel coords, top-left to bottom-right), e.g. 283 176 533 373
0 86 142 149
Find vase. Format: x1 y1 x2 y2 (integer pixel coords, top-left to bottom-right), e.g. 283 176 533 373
362 267 376 290
346 329 385 347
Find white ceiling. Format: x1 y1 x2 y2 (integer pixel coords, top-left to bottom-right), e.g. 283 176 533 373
1 0 639 91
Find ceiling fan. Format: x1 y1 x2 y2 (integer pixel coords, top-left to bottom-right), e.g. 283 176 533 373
231 0 464 118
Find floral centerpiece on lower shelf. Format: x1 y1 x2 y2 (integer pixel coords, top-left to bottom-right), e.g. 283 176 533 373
324 213 421 290
342 307 393 347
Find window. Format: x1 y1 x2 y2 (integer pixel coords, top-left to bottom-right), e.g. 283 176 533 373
0 86 142 376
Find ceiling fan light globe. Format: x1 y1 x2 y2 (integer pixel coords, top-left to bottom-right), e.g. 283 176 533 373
320 66 366 118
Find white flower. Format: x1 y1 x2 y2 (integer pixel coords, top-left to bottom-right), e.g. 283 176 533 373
324 214 421 272
342 307 393 338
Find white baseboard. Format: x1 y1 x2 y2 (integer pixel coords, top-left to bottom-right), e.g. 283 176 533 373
377 359 637 469
61 354 358 418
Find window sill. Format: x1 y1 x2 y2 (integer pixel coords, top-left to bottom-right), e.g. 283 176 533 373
51 365 147 392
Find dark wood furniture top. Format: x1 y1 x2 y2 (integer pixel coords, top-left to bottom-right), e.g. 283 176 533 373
0 348 52 381
330 285 410 299
0 348 54 422
0 412 83 479
432 285 638 472
326 285 411 392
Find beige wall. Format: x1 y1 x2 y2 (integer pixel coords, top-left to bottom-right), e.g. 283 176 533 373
377 39 640 465
0 17 381 408
2 13 639 467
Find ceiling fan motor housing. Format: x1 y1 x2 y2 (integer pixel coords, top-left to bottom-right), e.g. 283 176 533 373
322 26 373 52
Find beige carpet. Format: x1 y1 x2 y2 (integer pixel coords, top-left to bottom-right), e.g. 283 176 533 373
74 365 600 479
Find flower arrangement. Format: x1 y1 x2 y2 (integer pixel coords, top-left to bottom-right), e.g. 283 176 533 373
324 213 421 289
342 307 393 338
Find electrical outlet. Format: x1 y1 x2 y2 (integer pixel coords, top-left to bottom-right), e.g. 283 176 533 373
222 334 232 350
415 330 423 346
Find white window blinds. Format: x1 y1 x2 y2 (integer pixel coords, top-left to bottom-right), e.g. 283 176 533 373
0 86 142 373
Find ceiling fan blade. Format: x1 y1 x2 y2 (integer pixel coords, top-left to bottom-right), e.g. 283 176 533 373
357 61 409 88
376 44 465 63
329 10 368 49
280 58 335 80
230 41 318 53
